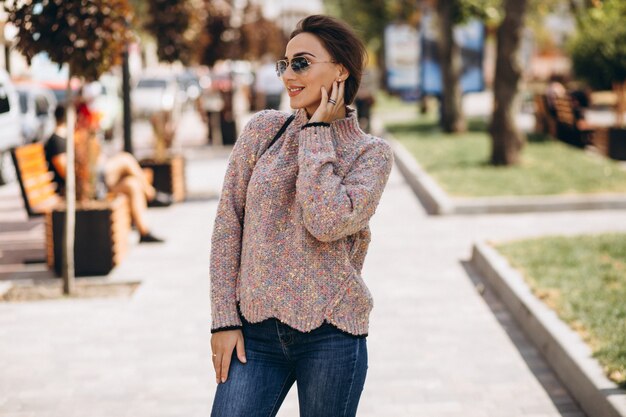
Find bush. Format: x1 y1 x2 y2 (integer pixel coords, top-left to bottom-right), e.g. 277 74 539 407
569 0 626 90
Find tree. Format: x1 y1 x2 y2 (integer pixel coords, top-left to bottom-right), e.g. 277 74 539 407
569 0 626 125
197 0 236 66
436 0 466 132
239 3 286 61
434 0 495 133
5 0 131 80
486 0 573 166
144 0 194 64
488 0 529 165
4 0 132 294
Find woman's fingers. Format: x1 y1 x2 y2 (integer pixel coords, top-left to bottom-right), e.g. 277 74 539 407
220 352 232 383
210 329 245 384
212 352 222 383
329 81 339 105
320 86 329 106
337 79 345 106
236 334 247 364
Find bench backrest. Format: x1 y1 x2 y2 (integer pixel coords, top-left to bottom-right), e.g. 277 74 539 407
553 95 575 126
534 94 548 116
10 142 61 217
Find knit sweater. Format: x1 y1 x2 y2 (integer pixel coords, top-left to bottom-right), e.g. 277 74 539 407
210 108 393 336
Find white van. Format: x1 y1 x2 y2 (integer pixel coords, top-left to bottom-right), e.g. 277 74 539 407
0 69 21 151
0 69 22 184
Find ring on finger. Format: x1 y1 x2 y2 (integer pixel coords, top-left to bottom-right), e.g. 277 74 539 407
328 98 337 105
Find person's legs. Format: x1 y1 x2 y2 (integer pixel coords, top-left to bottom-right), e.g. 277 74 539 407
292 323 368 417
211 319 296 417
104 152 156 201
107 176 150 236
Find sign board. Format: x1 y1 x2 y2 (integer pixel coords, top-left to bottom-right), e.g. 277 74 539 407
384 23 420 100
419 11 485 96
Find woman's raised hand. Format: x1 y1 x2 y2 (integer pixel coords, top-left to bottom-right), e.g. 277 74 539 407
211 329 247 384
309 80 346 124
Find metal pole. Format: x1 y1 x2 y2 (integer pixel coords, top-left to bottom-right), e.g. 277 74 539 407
4 44 10 74
122 47 133 154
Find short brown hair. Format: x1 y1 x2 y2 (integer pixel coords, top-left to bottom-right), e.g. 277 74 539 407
290 15 367 105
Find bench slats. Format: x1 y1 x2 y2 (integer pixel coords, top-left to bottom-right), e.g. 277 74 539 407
19 157 50 174
29 185 60 209
554 96 575 126
10 143 62 217
14 144 48 160
22 171 55 190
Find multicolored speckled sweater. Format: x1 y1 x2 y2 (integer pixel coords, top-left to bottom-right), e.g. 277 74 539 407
210 108 393 336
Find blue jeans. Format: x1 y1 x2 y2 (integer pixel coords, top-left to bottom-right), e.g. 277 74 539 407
210 317 368 417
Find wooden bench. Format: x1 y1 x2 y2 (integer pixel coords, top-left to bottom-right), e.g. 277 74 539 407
10 142 131 276
553 95 595 148
10 142 62 217
534 94 557 137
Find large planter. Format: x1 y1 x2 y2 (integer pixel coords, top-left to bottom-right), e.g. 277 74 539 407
607 127 626 160
139 155 186 202
590 127 626 161
45 195 131 277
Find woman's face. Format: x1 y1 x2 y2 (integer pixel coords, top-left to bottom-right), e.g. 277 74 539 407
281 33 346 116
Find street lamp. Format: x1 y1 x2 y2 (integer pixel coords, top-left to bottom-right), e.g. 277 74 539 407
122 16 133 155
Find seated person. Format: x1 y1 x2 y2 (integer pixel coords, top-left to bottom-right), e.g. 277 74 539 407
45 105 166 243
545 74 567 118
570 87 592 130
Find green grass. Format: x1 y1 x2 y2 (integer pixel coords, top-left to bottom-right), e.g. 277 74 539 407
496 234 626 388
378 95 626 197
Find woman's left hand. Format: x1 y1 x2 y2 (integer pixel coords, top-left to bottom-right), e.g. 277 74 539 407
309 80 346 124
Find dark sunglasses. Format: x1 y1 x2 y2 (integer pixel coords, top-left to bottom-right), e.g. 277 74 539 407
275 56 335 77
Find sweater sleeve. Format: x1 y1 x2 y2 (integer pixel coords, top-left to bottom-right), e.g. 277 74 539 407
210 111 274 331
296 125 393 242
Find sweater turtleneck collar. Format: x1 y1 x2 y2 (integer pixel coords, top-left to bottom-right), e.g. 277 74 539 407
294 107 364 140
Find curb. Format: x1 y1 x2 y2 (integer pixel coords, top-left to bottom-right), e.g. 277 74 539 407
389 136 626 215
470 241 626 417
389 139 454 215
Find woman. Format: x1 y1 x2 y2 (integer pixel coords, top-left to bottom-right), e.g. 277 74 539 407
46 105 166 243
210 15 393 417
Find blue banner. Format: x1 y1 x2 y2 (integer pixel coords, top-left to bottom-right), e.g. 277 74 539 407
419 12 486 96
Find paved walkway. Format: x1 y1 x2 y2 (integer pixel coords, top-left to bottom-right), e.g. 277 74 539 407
2 108 626 416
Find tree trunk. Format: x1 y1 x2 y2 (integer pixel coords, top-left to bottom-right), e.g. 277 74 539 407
63 71 76 295
489 0 528 166
614 81 626 127
378 39 388 93
436 0 466 133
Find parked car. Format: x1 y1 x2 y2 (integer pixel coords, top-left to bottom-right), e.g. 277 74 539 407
39 78 81 107
15 84 57 143
131 75 180 118
0 69 22 152
176 70 201 107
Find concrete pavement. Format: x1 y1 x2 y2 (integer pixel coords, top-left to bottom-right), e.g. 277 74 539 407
2 108 626 416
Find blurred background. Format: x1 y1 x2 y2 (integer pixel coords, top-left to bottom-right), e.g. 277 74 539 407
0 0 623 167
0 1 625 416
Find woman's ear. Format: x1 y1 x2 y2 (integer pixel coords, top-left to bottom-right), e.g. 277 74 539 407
336 64 349 82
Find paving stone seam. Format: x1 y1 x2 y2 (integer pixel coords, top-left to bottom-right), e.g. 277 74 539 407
470 241 626 417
